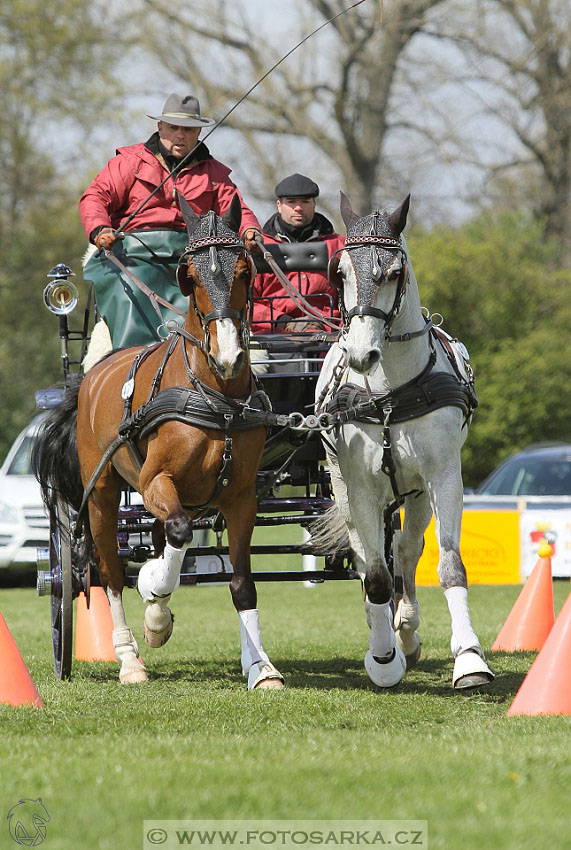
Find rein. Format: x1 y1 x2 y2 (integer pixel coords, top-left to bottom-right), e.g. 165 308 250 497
104 248 187 326
258 242 342 332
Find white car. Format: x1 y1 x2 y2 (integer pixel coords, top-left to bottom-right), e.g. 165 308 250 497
0 415 49 575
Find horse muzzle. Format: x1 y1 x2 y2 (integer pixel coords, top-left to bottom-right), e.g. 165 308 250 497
339 316 384 375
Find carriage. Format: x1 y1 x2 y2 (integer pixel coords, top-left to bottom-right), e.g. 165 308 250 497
34 196 494 691
34 236 359 682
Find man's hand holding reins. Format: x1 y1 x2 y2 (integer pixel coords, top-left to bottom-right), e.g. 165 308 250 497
243 228 264 255
93 227 120 252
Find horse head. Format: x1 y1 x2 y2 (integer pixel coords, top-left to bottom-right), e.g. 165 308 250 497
177 194 255 380
335 193 412 374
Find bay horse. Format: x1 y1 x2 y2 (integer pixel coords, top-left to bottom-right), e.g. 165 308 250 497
314 193 494 690
34 195 284 689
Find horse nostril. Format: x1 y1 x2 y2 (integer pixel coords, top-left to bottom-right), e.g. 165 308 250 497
349 348 382 375
233 350 245 375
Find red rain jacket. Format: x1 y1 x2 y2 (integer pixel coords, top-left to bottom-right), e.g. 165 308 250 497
252 231 344 334
79 142 260 239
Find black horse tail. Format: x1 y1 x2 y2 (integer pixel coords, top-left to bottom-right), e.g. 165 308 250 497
31 376 85 525
32 376 96 573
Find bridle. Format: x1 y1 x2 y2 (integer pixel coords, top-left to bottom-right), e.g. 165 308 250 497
331 213 426 343
177 212 254 361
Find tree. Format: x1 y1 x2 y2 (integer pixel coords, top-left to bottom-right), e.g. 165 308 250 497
133 0 449 217
0 1 128 457
423 0 571 264
408 210 571 484
131 0 569 258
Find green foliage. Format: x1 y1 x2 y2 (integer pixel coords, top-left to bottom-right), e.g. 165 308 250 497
408 212 571 486
0 0 126 461
0 185 89 454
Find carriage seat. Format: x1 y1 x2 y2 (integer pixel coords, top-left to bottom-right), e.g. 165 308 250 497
250 239 337 420
253 241 330 274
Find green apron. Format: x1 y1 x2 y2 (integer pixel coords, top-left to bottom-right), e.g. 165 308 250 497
82 230 189 349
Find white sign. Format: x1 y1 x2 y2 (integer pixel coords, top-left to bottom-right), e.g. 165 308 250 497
520 509 571 578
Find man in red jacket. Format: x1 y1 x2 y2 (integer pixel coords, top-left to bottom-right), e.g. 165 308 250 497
79 93 262 350
251 173 344 335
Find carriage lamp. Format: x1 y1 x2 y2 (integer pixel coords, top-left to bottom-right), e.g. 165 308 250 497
43 264 79 315
43 263 82 381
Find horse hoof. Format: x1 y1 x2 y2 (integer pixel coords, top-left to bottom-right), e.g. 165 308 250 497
255 677 285 690
400 634 422 670
248 661 285 690
143 603 174 648
455 672 494 690
453 649 494 690
364 647 406 688
119 666 148 684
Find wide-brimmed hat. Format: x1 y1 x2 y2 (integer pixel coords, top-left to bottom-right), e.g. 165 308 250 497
275 173 320 198
148 93 215 128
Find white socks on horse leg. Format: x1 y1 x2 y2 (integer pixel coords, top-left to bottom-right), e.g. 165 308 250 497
137 543 188 602
113 626 147 682
368 601 396 659
239 609 270 675
444 586 481 656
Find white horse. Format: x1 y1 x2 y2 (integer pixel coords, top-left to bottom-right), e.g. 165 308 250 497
314 193 494 690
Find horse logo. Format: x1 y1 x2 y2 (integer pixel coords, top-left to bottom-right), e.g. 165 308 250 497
7 798 50 846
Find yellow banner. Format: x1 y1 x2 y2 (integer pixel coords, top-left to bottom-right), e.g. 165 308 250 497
415 510 521 585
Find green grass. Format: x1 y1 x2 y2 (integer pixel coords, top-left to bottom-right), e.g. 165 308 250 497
0 581 570 850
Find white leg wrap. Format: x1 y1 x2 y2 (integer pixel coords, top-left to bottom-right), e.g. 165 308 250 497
394 599 422 663
113 627 147 684
364 601 406 688
239 609 269 676
368 601 396 659
394 600 421 633
137 543 188 602
444 586 481 656
452 650 494 689
113 626 140 658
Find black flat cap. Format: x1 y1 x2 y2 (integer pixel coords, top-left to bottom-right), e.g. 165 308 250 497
275 173 319 199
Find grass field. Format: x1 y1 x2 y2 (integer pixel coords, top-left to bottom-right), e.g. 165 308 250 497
0 574 570 850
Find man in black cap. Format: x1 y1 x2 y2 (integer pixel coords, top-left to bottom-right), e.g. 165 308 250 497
251 173 344 333
79 93 262 353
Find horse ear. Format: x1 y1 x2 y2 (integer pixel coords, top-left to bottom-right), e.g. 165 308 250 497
223 193 242 234
340 191 360 232
327 254 342 289
176 261 193 296
179 194 200 235
387 194 411 235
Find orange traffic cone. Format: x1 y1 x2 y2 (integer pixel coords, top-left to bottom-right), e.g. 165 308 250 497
491 543 554 652
0 611 44 707
508 591 571 716
74 588 116 662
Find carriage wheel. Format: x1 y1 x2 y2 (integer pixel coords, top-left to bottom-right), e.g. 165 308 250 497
49 498 74 680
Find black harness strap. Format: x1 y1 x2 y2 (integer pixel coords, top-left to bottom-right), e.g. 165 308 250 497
119 340 168 470
321 331 478 502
